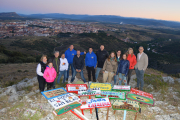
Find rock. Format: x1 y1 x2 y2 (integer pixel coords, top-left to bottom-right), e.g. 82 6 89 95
0 92 6 98
41 103 54 112
170 113 180 120
148 107 164 114
35 89 40 93
16 90 25 96
166 105 176 110
163 76 174 84
5 85 17 95
23 108 37 117
175 78 180 83
16 82 27 90
26 92 35 97
39 113 54 120
0 108 7 113
155 101 168 106
8 94 19 102
155 115 171 120
173 95 180 100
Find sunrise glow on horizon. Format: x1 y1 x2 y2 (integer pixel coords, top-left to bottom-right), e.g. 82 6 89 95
1 0 180 22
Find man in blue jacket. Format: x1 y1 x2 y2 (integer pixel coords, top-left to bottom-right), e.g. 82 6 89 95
85 47 97 83
65 45 86 81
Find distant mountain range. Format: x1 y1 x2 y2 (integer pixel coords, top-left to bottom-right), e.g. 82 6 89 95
1 12 180 28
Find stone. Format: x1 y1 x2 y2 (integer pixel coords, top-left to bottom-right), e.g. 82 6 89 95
26 92 35 97
147 84 154 90
39 113 54 120
5 85 17 95
170 113 180 120
41 103 54 112
175 78 180 83
23 108 40 117
148 107 164 114
16 82 27 90
155 115 171 120
0 108 7 113
8 94 19 102
155 101 168 106
163 76 174 84
35 89 40 93
16 90 25 96
166 105 176 110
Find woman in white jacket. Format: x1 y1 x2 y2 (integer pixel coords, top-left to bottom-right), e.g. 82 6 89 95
57 53 69 84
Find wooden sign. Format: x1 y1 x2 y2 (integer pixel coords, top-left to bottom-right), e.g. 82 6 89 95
89 83 112 91
95 91 126 100
112 99 140 112
66 84 88 94
127 93 154 106
53 101 81 116
48 93 80 110
41 87 67 100
130 88 153 99
112 85 131 91
78 88 101 96
80 98 111 109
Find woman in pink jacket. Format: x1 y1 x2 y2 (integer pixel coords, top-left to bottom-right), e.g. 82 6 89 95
43 61 57 90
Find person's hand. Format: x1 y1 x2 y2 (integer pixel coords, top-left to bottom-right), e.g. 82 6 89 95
114 74 116 76
123 80 127 83
119 78 121 80
84 51 86 54
79 70 81 72
103 71 104 73
76 69 78 72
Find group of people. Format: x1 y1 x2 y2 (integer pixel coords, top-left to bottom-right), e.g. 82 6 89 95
36 45 148 92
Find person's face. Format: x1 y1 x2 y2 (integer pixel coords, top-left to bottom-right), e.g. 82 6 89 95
49 63 53 68
77 51 80 55
70 45 74 50
100 45 104 51
54 52 59 58
139 47 144 53
117 51 121 56
123 55 127 60
129 49 133 54
43 57 47 63
61 54 65 59
111 53 115 58
89 48 93 53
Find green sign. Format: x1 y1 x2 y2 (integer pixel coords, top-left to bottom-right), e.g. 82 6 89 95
112 99 140 112
53 101 81 116
95 91 126 100
127 93 154 106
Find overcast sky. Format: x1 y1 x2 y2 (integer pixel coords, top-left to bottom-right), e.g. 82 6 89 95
1 0 180 22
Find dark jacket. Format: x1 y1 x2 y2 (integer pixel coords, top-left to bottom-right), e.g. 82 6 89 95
96 49 109 68
73 55 84 70
49 57 60 73
116 60 129 76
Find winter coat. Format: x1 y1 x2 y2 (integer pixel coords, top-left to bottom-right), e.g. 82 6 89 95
73 55 84 70
102 59 118 73
65 48 84 64
85 51 97 68
127 54 137 69
36 61 46 76
43 66 57 83
96 49 109 68
49 57 60 73
116 60 129 76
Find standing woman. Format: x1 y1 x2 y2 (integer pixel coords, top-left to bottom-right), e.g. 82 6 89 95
116 54 129 85
127 48 137 85
102 52 118 83
36 55 47 92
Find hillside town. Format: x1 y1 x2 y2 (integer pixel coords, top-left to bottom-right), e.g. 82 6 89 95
0 19 108 38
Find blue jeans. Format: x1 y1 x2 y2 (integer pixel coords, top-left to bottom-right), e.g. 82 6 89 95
95 67 102 80
71 69 86 83
135 68 144 90
118 73 127 85
67 63 74 79
114 75 118 85
57 70 67 84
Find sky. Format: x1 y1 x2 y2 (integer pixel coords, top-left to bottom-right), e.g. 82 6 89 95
1 0 180 22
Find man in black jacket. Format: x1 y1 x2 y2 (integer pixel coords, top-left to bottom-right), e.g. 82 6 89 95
95 45 109 82
71 50 87 83
49 51 60 88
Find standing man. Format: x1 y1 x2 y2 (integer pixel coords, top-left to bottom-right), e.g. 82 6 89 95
114 50 121 85
71 50 87 83
134 46 148 91
49 51 60 89
95 45 109 82
85 47 97 83
65 45 86 81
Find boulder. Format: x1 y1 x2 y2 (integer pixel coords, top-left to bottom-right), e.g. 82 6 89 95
155 115 171 120
16 82 27 91
8 94 19 102
170 113 180 120
5 85 17 95
163 76 174 84
39 113 54 120
23 108 39 117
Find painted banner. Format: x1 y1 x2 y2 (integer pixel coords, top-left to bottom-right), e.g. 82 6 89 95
95 91 126 100
80 98 111 109
89 83 112 91
130 88 153 99
112 99 140 112
48 93 80 109
112 85 131 91
66 84 88 94
41 87 67 100
53 101 81 116
127 93 154 106
78 88 101 96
